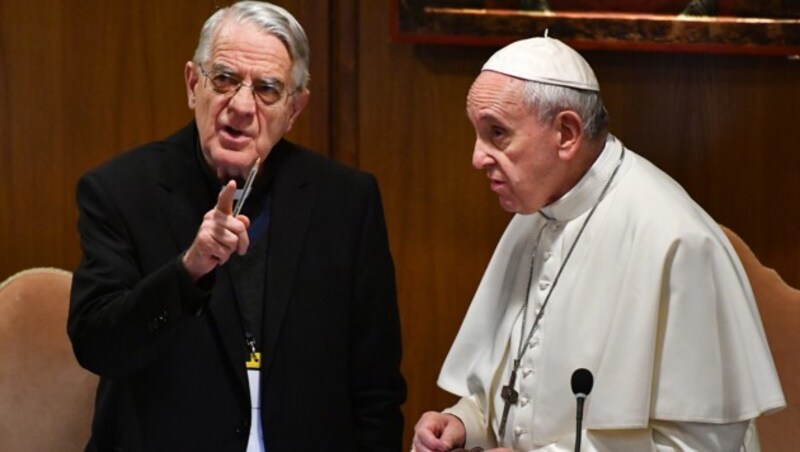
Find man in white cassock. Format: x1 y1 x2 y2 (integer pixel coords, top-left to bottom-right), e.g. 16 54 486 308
412 36 785 452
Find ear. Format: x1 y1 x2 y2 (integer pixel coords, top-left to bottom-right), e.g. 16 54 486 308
285 88 310 132
184 61 199 110
554 110 583 161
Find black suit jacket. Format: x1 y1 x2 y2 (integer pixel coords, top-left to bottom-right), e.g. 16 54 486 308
68 123 406 451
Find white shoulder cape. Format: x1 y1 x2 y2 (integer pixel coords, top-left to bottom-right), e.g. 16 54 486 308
438 137 785 444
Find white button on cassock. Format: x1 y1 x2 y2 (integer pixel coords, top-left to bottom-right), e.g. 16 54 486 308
538 280 550 290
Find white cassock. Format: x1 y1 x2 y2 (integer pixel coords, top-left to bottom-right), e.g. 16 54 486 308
439 135 785 451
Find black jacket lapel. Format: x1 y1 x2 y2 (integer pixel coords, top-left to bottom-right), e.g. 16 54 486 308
151 123 250 393
153 123 215 254
262 143 316 378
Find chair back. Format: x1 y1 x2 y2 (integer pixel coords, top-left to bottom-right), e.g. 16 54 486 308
722 226 800 451
0 267 98 451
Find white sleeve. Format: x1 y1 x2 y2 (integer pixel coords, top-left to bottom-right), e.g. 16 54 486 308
651 419 753 451
443 395 753 452
443 396 498 449
525 420 753 451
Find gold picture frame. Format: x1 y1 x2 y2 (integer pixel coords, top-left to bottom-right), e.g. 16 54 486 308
391 0 800 57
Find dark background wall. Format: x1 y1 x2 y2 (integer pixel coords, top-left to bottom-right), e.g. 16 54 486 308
2 1 798 448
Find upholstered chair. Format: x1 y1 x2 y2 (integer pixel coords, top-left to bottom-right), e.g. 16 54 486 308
721 226 800 451
0 268 98 451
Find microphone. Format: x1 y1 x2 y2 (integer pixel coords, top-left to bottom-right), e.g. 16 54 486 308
570 368 594 452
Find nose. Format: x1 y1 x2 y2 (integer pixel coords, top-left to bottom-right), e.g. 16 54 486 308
228 85 257 115
472 139 493 170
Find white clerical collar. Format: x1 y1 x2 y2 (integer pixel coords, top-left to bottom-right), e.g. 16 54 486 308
539 135 623 222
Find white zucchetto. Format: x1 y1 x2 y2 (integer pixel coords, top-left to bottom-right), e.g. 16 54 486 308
482 37 600 92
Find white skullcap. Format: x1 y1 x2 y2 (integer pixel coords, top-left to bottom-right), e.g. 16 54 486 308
482 36 599 92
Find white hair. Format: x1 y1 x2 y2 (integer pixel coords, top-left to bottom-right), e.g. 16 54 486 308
193 1 310 91
521 81 609 140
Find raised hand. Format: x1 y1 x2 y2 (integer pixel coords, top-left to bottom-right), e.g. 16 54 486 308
182 180 251 281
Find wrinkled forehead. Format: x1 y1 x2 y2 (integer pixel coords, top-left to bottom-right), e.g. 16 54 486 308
208 20 293 71
467 71 525 109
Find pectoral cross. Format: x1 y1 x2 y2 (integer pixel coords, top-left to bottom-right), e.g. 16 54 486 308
498 359 520 440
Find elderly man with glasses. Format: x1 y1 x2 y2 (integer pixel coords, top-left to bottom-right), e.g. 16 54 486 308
68 2 406 451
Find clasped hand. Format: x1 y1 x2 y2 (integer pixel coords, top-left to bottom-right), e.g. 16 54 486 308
413 411 511 452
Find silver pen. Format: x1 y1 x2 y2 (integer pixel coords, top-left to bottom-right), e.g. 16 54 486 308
232 157 261 216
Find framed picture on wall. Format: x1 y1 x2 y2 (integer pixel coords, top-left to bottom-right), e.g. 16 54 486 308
391 0 800 57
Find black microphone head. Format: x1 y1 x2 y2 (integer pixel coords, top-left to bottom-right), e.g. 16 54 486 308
571 368 594 397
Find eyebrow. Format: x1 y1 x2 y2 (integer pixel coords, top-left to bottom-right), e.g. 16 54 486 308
469 109 504 125
210 62 236 74
258 77 286 89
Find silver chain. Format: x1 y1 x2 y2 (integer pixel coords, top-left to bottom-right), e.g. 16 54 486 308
514 146 625 366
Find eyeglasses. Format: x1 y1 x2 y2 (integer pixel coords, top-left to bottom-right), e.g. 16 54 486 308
198 64 294 107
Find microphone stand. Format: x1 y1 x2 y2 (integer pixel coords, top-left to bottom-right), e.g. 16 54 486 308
574 393 586 452
570 368 594 452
